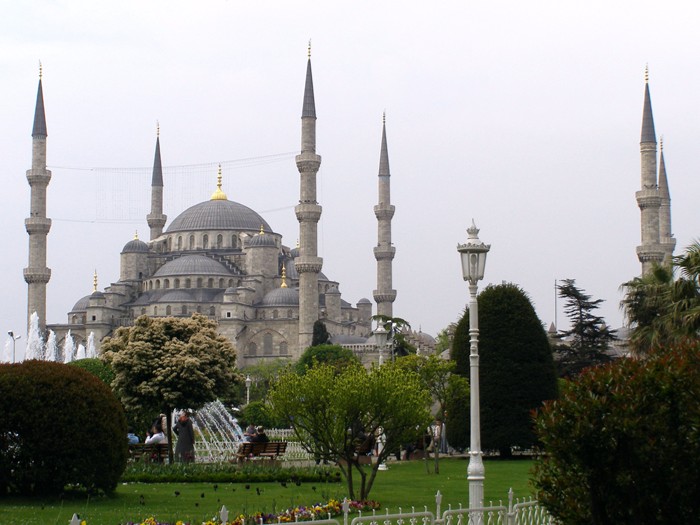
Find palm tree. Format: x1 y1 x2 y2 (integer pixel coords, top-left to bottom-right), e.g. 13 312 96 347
621 241 700 355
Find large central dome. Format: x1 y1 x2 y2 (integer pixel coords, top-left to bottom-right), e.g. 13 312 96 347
166 200 272 234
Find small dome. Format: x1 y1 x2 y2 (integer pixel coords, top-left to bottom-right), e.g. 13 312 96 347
248 233 276 247
90 290 104 299
326 285 340 294
261 287 299 307
71 295 91 312
121 238 149 254
166 200 271 234
153 255 232 277
357 298 371 304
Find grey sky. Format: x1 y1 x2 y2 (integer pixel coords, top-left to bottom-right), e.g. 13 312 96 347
2 1 698 355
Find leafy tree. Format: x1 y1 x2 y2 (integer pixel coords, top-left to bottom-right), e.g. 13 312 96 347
371 315 416 357
0 361 127 496
449 310 470 376
621 241 700 355
69 357 115 385
533 340 700 525
240 359 290 404
434 323 456 355
239 400 287 429
295 344 359 375
269 362 431 500
555 279 615 376
453 283 557 457
444 374 470 451
101 314 239 463
311 320 331 347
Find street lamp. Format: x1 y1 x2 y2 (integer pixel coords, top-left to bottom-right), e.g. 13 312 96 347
7 331 21 363
457 220 490 514
245 375 252 405
374 323 387 366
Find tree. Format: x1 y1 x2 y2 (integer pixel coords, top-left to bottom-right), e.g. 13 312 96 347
69 357 115 385
0 361 127 496
295 344 360 375
311 320 331 347
621 241 700 355
101 314 239 463
449 310 470 376
444 374 470 451
434 323 456 355
533 340 700 525
453 283 558 457
268 362 431 500
555 279 615 376
371 315 416 357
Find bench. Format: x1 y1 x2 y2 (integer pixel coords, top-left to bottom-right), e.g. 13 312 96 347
235 441 287 462
128 443 169 463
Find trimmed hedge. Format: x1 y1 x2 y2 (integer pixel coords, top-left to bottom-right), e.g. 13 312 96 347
0 360 128 496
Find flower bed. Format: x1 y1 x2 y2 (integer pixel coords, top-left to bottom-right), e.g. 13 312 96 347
125 499 380 525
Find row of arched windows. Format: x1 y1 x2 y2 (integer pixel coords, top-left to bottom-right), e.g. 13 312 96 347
140 305 217 317
257 309 294 319
247 335 288 356
167 233 242 252
147 277 239 291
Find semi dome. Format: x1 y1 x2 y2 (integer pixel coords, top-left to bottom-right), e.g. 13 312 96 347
261 287 299 306
158 290 194 302
166 200 272 234
248 232 276 247
153 255 232 277
121 238 149 254
71 295 90 312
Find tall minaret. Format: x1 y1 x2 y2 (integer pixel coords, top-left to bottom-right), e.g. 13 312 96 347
373 114 397 318
635 67 664 274
24 66 52 333
657 138 675 264
294 45 323 350
147 125 166 240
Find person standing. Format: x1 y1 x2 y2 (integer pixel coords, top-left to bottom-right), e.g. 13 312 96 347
173 410 195 462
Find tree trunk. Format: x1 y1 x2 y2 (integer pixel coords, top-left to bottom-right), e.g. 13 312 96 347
164 405 174 464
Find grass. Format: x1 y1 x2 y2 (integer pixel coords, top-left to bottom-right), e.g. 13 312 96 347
0 457 535 525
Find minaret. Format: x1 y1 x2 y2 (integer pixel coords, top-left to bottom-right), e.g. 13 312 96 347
657 138 675 264
147 124 166 240
24 66 52 333
373 113 397 317
635 67 664 274
294 45 323 350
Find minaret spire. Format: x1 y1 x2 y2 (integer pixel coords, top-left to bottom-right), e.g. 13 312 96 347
24 70 52 333
295 48 323 351
147 125 167 240
635 67 664 274
373 113 397 317
657 137 675 264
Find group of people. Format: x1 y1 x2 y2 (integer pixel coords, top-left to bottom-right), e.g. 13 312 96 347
128 410 196 462
243 423 269 443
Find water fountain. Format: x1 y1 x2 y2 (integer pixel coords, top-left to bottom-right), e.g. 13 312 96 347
63 330 75 363
86 332 97 358
45 330 58 362
76 343 86 360
26 312 44 361
181 400 246 462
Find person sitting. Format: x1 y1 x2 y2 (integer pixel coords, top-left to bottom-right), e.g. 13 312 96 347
127 426 140 445
145 423 165 444
252 426 269 443
243 423 257 442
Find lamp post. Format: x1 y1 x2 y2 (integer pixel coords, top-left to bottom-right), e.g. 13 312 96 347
7 331 21 363
374 323 387 366
245 375 252 405
457 220 490 514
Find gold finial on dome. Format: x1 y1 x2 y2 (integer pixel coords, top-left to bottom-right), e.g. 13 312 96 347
210 164 228 200
259 224 265 235
281 266 288 288
93 269 98 293
134 230 139 240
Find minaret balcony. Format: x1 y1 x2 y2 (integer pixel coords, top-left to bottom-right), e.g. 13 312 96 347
373 245 396 260
26 169 52 185
374 204 395 220
295 156 321 173
636 245 665 262
23 267 51 283
295 204 322 222
373 290 397 303
25 217 52 234
635 190 661 209
294 256 323 274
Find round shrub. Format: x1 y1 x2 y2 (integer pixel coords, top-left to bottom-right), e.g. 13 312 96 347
0 361 128 496
69 357 115 385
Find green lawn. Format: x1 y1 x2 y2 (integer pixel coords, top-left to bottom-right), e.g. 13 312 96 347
0 457 535 525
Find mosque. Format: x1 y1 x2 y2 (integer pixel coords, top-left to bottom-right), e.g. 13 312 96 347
23 60 672 364
24 55 415 366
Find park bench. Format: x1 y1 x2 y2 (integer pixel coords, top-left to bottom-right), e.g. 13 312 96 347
235 441 287 462
128 443 169 463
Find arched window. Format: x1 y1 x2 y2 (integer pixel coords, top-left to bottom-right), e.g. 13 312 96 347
177 236 182 250
209 306 216 316
166 305 172 315
185 278 191 288
219 278 225 288
164 279 170 289
155 280 161 289
203 234 209 249
248 342 257 356
287 309 292 318
189 235 195 250
149 281 153 290
232 235 237 248
273 310 279 319
197 278 203 288
263 333 273 355
181 305 187 315
217 234 223 249
208 278 214 288
153 306 158 316
174 278 180 289
228 279 234 287
279 342 288 355
196 305 202 313
167 237 172 251
141 308 146 316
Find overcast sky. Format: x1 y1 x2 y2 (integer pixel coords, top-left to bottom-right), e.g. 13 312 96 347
2 1 699 355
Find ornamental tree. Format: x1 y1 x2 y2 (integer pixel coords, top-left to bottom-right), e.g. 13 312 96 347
269 362 431 500
533 341 700 524
101 314 239 462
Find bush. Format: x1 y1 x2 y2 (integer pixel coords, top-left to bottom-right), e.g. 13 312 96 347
0 361 128 496
533 341 700 524
240 400 287 429
69 357 115 385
